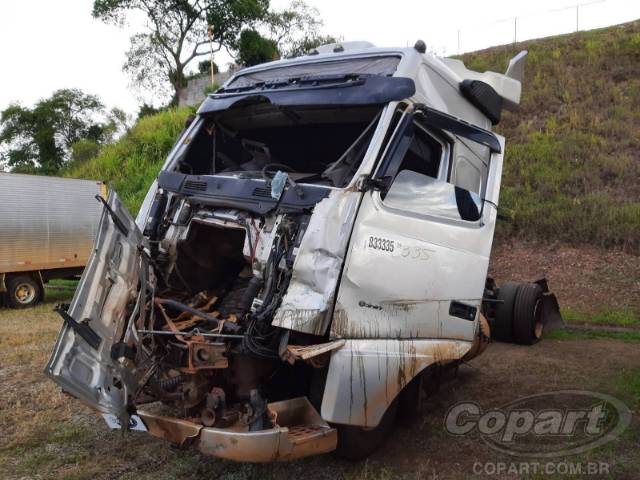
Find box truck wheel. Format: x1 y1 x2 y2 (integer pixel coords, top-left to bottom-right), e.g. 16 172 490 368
513 283 544 345
6 274 42 308
334 400 398 460
492 282 520 342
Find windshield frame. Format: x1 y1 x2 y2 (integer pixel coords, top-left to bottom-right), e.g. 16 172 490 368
163 101 400 192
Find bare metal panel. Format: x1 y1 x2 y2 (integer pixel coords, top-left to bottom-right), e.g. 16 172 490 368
0 173 105 274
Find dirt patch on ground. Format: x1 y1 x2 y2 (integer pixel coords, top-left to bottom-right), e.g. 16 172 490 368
490 240 640 316
2 300 639 479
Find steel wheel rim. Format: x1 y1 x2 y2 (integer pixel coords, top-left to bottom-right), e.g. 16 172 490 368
15 283 36 304
533 299 544 339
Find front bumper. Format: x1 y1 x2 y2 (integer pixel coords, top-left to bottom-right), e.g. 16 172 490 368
138 396 337 462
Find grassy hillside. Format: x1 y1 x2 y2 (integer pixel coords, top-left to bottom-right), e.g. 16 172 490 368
460 20 640 250
64 108 193 215
67 21 640 249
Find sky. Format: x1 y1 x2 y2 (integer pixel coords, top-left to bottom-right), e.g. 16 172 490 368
0 0 638 117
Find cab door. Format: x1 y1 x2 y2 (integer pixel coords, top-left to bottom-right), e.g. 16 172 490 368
333 106 504 341
45 192 146 423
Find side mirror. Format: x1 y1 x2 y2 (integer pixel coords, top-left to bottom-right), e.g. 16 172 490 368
454 184 483 221
384 170 483 222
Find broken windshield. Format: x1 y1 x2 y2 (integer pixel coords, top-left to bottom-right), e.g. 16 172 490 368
172 103 383 188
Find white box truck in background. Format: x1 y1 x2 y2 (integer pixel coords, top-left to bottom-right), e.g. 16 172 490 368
0 173 106 308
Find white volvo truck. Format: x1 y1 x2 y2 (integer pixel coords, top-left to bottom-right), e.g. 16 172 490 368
45 41 561 461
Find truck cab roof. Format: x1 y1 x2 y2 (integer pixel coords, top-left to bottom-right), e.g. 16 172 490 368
201 42 526 129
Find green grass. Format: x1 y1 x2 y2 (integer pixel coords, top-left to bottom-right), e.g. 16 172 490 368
63 107 194 216
545 328 640 343
614 367 640 408
460 20 640 250
562 308 639 327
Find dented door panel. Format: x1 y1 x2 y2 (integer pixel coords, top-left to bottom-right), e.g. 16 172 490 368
334 134 504 343
333 221 490 340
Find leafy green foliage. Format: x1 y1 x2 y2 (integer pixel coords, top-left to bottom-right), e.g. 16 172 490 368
93 0 335 98
69 138 101 167
460 20 640 249
286 33 338 58
63 107 194 214
202 82 220 95
94 0 269 104
137 103 163 119
198 59 219 74
238 29 279 66
264 0 333 58
0 89 113 174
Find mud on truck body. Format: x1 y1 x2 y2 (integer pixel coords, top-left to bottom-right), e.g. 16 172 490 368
46 42 556 461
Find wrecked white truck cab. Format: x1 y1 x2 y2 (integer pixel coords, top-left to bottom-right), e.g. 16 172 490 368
46 42 532 461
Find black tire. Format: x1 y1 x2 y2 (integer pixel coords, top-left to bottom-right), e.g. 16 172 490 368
6 274 42 309
335 399 398 460
493 282 520 342
513 283 544 345
396 375 422 426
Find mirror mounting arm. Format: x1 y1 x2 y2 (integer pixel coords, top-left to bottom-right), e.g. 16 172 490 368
361 176 392 192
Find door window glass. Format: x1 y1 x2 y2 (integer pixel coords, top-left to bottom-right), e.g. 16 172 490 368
381 121 483 222
395 124 443 180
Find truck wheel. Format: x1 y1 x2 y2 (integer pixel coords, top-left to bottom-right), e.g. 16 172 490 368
493 282 520 342
334 400 398 460
513 283 544 345
396 375 422 426
6 275 42 309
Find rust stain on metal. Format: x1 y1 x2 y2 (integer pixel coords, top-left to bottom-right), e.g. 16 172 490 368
463 313 490 361
285 340 346 363
138 412 202 445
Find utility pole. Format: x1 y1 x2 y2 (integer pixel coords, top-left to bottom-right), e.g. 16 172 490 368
514 17 518 44
207 25 216 86
549 0 605 34
457 29 461 55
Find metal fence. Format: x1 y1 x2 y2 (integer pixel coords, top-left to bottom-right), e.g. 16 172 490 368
437 0 640 56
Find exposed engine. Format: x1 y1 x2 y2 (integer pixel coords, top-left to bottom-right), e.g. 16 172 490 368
132 194 315 431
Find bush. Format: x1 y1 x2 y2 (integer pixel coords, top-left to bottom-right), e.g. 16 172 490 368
63 107 194 215
70 139 101 166
203 82 220 95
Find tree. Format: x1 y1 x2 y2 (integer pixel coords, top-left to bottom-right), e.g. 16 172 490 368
237 29 279 66
235 1 337 67
93 0 269 104
265 0 329 58
93 1 337 99
0 89 114 173
0 104 59 173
